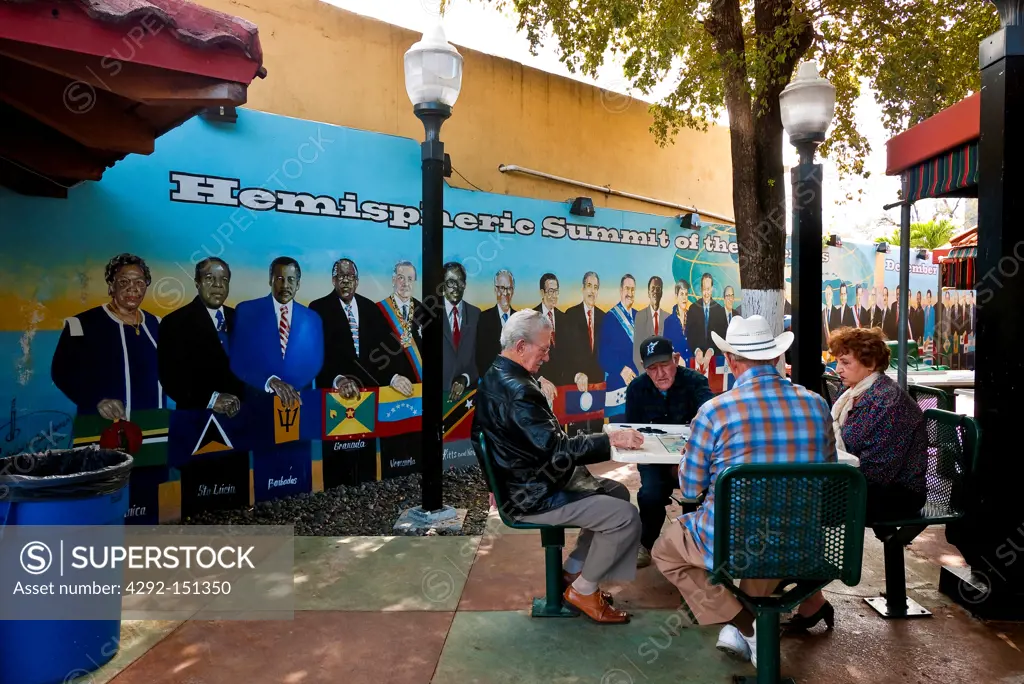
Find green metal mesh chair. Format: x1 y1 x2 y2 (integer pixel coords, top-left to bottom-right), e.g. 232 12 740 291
906 384 954 412
711 463 867 684
475 434 580 618
864 409 980 619
821 373 845 408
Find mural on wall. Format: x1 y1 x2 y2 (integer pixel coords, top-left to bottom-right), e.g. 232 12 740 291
0 108 949 523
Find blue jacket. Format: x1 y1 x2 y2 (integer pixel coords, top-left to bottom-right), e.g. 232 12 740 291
229 295 324 392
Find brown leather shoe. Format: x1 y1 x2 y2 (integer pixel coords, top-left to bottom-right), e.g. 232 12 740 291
563 571 614 604
563 586 630 624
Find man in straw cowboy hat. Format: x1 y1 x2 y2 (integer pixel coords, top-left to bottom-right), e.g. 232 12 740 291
650 315 837 666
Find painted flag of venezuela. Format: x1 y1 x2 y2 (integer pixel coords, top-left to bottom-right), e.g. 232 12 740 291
376 383 423 437
323 390 376 440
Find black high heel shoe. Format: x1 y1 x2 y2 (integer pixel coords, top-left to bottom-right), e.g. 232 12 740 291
782 601 835 631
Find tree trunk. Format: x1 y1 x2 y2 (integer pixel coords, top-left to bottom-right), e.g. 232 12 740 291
707 0 814 343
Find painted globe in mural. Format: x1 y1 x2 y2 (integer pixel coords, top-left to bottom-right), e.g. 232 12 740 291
671 222 741 305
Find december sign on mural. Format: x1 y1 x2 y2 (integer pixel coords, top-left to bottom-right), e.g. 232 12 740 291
0 109 945 523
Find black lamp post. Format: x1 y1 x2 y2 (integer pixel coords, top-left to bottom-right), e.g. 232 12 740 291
404 23 462 521
943 0 1024 618
780 61 836 391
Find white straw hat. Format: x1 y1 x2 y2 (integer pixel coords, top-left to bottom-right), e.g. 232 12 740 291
711 315 794 360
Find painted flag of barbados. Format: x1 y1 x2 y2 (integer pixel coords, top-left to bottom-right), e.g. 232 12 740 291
443 388 476 443
376 383 423 437
323 390 376 439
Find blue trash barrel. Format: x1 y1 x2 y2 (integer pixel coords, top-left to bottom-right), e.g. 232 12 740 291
0 448 132 684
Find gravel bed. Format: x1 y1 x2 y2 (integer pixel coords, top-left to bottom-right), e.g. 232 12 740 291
178 465 492 536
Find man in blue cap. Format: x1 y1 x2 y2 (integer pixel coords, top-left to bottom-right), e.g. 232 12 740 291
624 335 714 567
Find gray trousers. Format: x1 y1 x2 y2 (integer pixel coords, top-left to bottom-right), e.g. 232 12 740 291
521 479 641 583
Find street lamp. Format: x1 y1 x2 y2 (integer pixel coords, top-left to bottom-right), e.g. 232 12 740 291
402 22 462 525
780 60 835 391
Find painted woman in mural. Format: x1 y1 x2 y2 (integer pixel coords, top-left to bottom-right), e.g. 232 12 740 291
51 253 165 419
662 279 691 365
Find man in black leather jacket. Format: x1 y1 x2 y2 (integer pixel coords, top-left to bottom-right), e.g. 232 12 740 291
473 309 645 624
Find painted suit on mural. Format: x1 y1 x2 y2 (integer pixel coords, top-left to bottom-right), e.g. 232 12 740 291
52 253 165 418
230 257 324 501
377 259 425 479
310 258 393 485
563 271 605 435
599 274 638 419
475 269 517 379
441 261 480 396
663 279 691 365
632 276 671 373
534 272 569 386
685 272 727 372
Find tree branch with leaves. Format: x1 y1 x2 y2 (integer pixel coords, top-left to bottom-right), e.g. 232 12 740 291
478 0 998 328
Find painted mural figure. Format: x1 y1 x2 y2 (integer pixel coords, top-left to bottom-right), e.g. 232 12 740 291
836 284 858 329
534 272 568 390
309 258 394 398
879 287 895 340
377 259 424 478
52 253 165 419
632 276 670 373
475 269 517 379
723 285 741 323
663 279 691 365
441 261 479 401
229 256 323 500
685 272 727 371
923 290 936 358
157 257 243 415
599 274 638 418
230 257 324 402
563 271 605 435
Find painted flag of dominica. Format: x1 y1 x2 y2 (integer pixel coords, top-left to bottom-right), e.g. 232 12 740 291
73 409 169 468
443 388 476 443
323 390 376 440
376 383 423 437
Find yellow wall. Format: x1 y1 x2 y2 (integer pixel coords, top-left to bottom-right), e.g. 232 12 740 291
199 0 734 221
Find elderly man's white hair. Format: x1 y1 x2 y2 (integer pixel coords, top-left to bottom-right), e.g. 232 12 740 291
500 309 552 351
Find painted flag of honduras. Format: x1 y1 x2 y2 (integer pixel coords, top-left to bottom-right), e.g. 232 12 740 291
552 383 606 424
376 383 423 437
323 389 376 439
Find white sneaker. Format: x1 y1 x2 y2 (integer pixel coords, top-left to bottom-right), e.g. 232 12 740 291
743 624 757 668
716 624 750 662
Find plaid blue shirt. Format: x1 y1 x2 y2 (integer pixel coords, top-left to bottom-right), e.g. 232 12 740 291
679 364 837 569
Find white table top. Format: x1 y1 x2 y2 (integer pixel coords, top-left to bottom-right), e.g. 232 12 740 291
885 369 974 388
605 423 859 468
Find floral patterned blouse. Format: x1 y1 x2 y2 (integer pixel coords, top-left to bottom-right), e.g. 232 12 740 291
839 374 928 495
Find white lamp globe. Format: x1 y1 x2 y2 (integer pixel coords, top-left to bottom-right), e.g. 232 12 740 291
404 22 464 108
780 60 836 142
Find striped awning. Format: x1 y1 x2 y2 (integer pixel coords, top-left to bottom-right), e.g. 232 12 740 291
947 245 978 259
902 141 978 203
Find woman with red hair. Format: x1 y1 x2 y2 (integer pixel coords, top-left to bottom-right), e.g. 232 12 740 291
785 326 927 631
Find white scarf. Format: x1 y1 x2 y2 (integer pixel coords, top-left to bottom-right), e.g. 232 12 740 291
830 371 881 452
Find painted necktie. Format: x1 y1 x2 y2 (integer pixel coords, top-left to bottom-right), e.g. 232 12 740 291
279 305 289 358
452 306 461 349
547 310 555 346
345 302 359 356
215 309 228 349
587 308 594 352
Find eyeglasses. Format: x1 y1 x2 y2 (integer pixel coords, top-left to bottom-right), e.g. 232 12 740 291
445 279 465 288
335 274 357 283
543 288 559 295
495 286 513 294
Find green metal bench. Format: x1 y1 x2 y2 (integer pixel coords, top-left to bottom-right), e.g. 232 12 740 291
864 409 980 618
710 463 867 684
906 384 954 412
476 434 580 618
